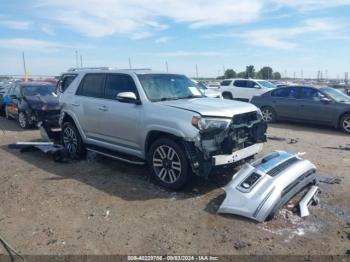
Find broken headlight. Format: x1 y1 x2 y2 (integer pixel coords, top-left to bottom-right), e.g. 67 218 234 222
192 116 231 131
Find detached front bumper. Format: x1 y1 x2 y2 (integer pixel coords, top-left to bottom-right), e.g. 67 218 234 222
212 143 263 166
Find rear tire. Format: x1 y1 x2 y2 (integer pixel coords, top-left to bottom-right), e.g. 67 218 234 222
261 106 277 123
222 92 233 100
18 111 30 129
61 121 85 159
340 114 350 134
147 138 190 190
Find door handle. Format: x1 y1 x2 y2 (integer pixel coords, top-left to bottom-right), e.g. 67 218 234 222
71 102 80 107
98 106 108 111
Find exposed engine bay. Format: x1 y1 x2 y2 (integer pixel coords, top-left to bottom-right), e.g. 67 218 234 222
185 111 267 177
218 151 319 222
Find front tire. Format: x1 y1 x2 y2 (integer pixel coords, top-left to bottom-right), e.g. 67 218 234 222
147 138 190 190
18 111 29 129
61 122 85 159
340 114 350 134
261 106 277 123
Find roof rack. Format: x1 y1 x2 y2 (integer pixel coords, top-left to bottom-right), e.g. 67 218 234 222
67 67 113 72
118 68 152 71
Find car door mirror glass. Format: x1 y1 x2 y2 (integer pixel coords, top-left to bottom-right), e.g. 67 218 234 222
254 84 261 89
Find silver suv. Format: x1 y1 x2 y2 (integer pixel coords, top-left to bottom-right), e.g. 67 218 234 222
58 68 267 189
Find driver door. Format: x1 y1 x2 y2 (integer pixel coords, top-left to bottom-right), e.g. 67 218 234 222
97 74 142 151
297 87 335 124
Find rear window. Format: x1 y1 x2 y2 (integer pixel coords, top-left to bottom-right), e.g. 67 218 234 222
220 80 232 86
76 74 105 98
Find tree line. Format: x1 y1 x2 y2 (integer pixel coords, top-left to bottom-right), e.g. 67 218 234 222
217 65 282 80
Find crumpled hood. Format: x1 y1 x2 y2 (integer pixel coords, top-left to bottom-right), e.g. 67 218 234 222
24 95 60 110
158 97 258 117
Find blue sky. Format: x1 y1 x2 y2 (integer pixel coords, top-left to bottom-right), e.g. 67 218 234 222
0 0 350 78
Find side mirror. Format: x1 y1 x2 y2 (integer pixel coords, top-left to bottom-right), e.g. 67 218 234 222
116 92 140 104
10 95 17 99
254 84 261 89
320 97 331 104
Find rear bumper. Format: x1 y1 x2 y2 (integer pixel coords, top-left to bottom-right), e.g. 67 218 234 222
212 143 263 166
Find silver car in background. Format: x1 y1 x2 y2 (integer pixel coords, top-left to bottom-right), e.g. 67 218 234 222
58 69 267 189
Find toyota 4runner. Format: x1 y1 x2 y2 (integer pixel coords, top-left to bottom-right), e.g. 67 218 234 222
58 68 267 189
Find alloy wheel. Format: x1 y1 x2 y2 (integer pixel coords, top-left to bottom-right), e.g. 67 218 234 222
62 127 78 155
18 112 27 128
343 116 350 133
262 108 273 122
152 145 182 184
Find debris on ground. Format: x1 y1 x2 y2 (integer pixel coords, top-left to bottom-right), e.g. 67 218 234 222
234 240 250 250
319 176 342 184
323 145 350 152
0 233 26 262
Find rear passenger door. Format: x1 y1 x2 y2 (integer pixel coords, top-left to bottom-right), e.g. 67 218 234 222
98 74 142 151
74 73 106 138
270 87 299 119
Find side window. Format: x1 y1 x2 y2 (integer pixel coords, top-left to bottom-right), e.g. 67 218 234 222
221 80 232 86
245 81 256 88
104 74 138 100
272 87 297 98
76 74 105 98
234 80 247 87
300 87 324 101
57 74 77 93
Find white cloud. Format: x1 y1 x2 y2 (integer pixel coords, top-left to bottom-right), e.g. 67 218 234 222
155 50 228 57
0 20 31 30
205 18 347 50
155 37 172 44
0 38 90 52
35 0 263 37
271 0 350 10
130 31 153 40
40 24 56 35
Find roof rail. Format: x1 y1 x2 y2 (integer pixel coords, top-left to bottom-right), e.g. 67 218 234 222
119 68 152 71
67 67 113 72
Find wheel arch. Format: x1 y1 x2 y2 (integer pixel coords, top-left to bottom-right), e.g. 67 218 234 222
145 130 184 155
60 111 86 141
222 91 233 99
338 111 350 127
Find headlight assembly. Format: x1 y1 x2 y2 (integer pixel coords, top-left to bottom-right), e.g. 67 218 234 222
192 116 231 131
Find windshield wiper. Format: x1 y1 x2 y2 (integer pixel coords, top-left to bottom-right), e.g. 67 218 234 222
178 95 203 99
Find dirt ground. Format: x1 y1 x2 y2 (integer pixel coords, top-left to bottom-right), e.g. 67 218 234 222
0 116 349 256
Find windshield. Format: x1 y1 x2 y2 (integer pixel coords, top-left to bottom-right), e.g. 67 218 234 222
22 85 56 96
257 81 276 89
321 87 350 102
138 74 205 102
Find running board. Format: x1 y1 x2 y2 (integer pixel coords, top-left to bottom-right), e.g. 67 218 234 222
86 146 145 165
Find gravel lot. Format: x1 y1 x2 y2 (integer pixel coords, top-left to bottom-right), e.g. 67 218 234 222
0 116 349 256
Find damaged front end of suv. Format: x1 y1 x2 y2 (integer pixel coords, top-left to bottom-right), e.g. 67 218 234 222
184 110 267 177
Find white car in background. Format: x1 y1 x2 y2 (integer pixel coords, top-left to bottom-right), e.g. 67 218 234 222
219 79 276 102
191 80 222 98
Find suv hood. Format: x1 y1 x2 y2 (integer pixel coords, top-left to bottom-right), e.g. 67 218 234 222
158 97 258 118
24 95 60 110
